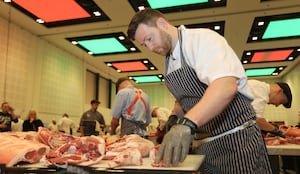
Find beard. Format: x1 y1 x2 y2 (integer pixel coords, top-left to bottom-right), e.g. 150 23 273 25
156 29 172 56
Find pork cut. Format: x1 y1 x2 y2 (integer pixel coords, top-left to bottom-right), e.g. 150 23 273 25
0 133 49 166
108 148 142 168
46 135 105 166
105 134 154 160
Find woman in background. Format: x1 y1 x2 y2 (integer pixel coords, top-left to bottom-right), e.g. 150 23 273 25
23 110 44 131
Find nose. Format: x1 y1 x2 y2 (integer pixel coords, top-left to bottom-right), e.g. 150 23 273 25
145 42 154 52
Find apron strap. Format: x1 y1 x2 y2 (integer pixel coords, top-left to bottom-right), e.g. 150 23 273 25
127 89 146 115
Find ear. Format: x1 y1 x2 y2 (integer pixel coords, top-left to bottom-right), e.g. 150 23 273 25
156 17 168 29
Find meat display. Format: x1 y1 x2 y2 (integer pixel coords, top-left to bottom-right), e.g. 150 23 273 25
264 125 300 145
0 133 49 167
0 128 156 169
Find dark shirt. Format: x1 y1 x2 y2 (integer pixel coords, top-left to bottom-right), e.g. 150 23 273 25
0 112 17 132
23 119 44 131
80 109 105 136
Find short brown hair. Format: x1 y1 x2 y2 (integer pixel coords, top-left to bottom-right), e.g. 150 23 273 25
127 8 166 40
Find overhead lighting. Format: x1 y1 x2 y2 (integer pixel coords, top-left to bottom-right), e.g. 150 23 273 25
130 75 164 83
245 67 286 77
66 32 140 56
241 47 300 64
105 59 157 72
129 0 226 13
183 21 225 36
248 12 300 42
9 0 110 27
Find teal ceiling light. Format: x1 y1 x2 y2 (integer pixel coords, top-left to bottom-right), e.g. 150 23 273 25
130 75 164 83
245 67 286 77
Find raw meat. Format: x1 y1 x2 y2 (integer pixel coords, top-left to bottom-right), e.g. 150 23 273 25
108 148 142 168
38 127 76 149
105 134 154 159
46 135 105 166
0 133 49 166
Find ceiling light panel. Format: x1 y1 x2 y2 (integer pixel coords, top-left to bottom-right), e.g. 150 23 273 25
66 33 140 56
247 12 300 42
128 0 226 13
106 59 157 72
184 21 225 36
241 47 300 64
245 66 286 77
9 0 110 27
130 75 164 83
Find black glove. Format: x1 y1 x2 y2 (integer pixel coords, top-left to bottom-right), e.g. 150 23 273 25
270 128 285 138
165 115 178 132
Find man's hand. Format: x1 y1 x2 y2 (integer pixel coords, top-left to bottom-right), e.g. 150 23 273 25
270 128 285 138
165 115 178 132
155 124 193 167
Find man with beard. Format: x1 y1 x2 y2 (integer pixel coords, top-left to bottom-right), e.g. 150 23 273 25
127 8 272 174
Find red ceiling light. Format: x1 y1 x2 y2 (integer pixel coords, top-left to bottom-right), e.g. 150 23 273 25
13 0 90 22
241 47 300 64
106 59 157 73
251 50 293 62
112 62 148 72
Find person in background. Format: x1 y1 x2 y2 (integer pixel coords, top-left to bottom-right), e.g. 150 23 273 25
0 102 18 132
57 113 75 135
110 77 151 138
9 106 24 132
48 119 58 131
127 8 271 173
79 100 105 136
247 80 292 137
23 110 44 131
151 106 171 143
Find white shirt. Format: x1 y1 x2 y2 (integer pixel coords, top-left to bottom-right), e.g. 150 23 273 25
247 80 270 118
11 118 24 132
168 25 253 99
57 117 75 134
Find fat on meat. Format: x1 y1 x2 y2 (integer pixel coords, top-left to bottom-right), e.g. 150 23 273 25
108 147 142 168
0 133 49 167
105 134 154 160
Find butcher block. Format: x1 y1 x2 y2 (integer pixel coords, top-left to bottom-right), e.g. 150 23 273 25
267 144 300 156
3 155 205 174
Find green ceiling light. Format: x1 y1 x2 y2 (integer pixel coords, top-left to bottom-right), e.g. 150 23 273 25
247 12 300 42
66 32 140 56
147 0 208 9
246 68 276 77
131 75 164 83
78 38 127 54
263 18 300 39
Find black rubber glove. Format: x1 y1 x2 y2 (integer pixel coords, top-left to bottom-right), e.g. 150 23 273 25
155 124 193 167
165 115 178 132
270 128 285 138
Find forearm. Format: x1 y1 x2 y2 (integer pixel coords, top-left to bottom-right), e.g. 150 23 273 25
256 117 276 131
110 117 119 134
185 77 238 127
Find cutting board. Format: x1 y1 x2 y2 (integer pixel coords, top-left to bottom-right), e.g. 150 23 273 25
267 144 300 155
92 155 205 171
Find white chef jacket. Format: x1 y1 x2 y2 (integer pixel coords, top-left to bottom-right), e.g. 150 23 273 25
247 80 270 118
168 25 253 100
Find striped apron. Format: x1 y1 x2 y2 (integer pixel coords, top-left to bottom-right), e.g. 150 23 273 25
163 28 272 174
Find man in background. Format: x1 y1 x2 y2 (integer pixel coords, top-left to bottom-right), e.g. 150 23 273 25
248 80 292 136
0 102 18 132
110 77 151 138
79 100 105 136
58 113 75 134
